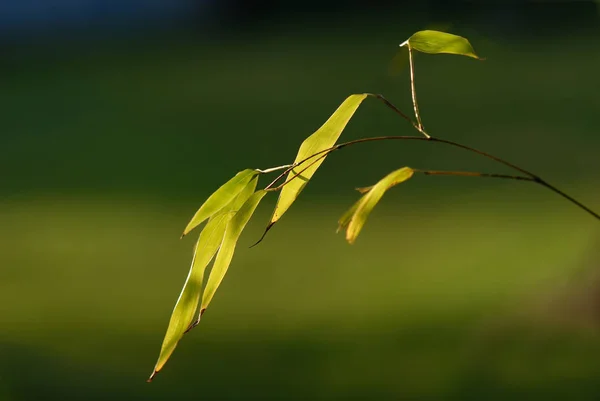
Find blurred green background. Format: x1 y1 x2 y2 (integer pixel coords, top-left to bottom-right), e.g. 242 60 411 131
1 1 600 400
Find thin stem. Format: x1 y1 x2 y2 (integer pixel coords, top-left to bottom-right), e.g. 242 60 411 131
369 94 413 124
536 180 600 220
371 95 544 179
264 148 335 190
262 93 598 221
419 169 600 219
265 152 330 192
267 135 599 221
416 169 535 182
256 164 293 174
408 45 427 137
429 137 535 178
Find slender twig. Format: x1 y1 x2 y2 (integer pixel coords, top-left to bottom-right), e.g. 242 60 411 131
261 92 598 221
264 148 334 190
408 45 428 137
535 180 600 220
419 170 600 219
429 137 535 178
266 135 599 220
255 164 293 174
369 93 413 124
416 169 534 182
266 153 330 192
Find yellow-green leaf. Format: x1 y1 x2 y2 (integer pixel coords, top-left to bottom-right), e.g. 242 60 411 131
336 200 360 234
181 169 258 237
341 167 414 244
201 190 267 313
269 94 368 226
226 175 260 212
149 213 229 381
149 177 258 381
403 30 480 59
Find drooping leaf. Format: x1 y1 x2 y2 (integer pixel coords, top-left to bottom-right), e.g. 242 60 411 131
149 177 259 381
268 94 368 228
201 190 268 314
402 30 480 59
149 214 229 381
336 200 360 234
340 167 414 244
224 175 260 214
181 169 259 238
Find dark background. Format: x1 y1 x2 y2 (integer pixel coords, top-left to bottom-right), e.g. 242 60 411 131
1 1 600 400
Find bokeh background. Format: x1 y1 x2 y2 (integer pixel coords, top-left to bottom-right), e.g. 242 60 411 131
2 1 600 400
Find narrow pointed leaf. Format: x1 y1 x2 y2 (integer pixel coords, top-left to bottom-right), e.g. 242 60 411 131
343 167 414 244
182 169 258 237
149 213 230 380
404 30 480 59
269 94 368 227
227 175 259 211
201 190 268 313
149 177 259 381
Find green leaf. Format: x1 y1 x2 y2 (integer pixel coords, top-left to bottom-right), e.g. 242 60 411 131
149 177 258 381
149 213 229 381
269 94 368 226
181 169 259 238
340 167 414 244
201 190 268 314
336 200 360 234
403 30 480 59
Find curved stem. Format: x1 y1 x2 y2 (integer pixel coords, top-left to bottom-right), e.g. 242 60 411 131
266 135 599 221
416 169 535 182
262 92 598 221
265 152 330 192
256 164 293 174
535 180 600 220
428 137 536 178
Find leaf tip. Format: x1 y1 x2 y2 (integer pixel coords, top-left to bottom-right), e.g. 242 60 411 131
249 222 275 248
147 370 158 382
184 319 200 334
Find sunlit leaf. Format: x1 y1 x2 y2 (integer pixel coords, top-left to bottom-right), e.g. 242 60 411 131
336 200 360 234
201 190 268 314
402 30 480 59
149 214 229 381
390 25 456 75
149 177 258 381
181 169 259 238
268 94 368 228
341 167 414 244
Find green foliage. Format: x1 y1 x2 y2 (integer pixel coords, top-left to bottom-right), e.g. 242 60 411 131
269 93 368 226
200 190 267 313
403 30 480 59
149 29 598 381
181 169 259 238
150 175 259 378
338 167 414 244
